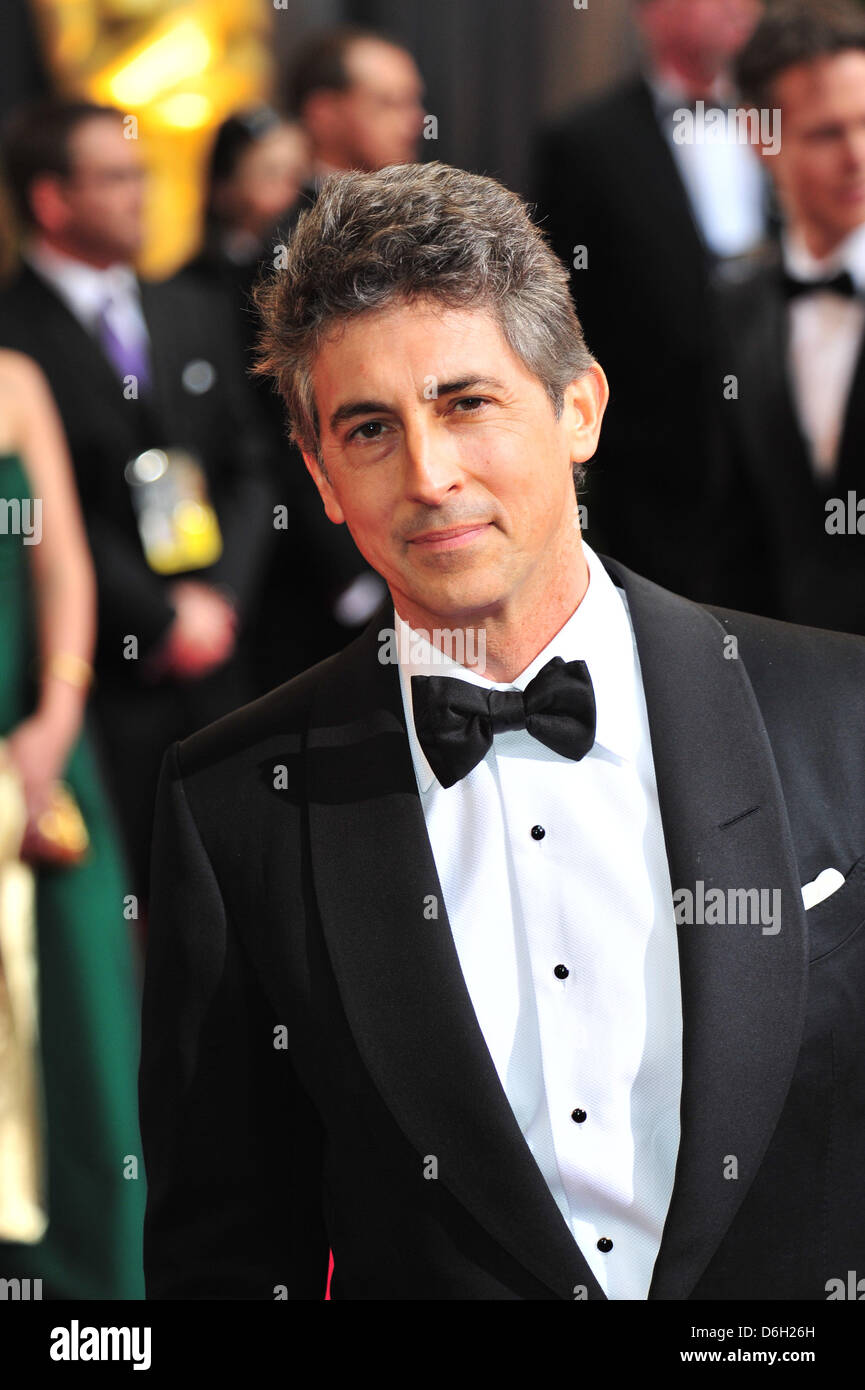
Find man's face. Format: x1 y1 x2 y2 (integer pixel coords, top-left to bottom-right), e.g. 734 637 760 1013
218 124 310 236
301 299 607 629
766 52 865 252
639 0 760 73
36 115 145 262
333 40 425 170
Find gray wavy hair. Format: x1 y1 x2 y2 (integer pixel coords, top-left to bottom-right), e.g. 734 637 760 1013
253 161 596 488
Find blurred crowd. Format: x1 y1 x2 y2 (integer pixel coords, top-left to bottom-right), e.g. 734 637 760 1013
0 0 863 1297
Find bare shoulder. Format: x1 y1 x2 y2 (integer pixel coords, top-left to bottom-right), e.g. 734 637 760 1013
0 349 52 431
0 351 34 451
0 347 48 391
0 351 74 490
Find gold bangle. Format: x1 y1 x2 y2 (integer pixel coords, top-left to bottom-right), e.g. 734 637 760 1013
46 652 94 690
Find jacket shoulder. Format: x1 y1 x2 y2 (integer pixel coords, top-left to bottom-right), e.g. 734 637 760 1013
175 649 343 778
0 268 52 334
538 75 648 152
704 603 865 721
140 268 230 321
710 248 781 317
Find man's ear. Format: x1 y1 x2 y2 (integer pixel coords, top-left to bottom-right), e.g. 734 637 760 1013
300 445 346 525
29 175 69 236
565 362 609 465
300 89 342 150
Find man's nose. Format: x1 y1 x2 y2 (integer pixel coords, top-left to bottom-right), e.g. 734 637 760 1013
402 418 464 503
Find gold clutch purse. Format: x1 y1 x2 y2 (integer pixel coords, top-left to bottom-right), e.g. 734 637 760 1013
20 781 90 868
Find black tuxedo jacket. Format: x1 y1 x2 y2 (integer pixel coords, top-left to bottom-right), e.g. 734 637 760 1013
140 555 865 1299
533 76 769 605
712 254 865 636
0 263 274 672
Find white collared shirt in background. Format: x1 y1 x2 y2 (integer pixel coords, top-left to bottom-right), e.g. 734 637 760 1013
782 221 865 480
649 71 767 260
24 236 150 360
395 541 683 1300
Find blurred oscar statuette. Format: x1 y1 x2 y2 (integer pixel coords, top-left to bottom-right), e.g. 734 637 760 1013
0 740 48 1243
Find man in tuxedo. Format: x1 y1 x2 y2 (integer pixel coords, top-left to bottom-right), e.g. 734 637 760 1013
0 99 274 898
714 0 865 635
533 0 768 603
140 160 865 1300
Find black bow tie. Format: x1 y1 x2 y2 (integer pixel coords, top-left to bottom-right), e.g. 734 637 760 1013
782 269 858 300
410 656 596 789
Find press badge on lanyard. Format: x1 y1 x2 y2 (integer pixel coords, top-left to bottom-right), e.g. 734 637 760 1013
124 447 223 574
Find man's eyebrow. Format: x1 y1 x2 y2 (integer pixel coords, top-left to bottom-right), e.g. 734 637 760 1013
328 377 507 433
435 375 508 397
329 399 391 432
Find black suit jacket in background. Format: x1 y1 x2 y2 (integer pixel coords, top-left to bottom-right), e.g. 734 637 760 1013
140 555 865 1299
0 263 274 670
711 252 865 636
0 263 275 891
533 76 768 606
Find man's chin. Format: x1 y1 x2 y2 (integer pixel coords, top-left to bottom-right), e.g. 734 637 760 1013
400 578 508 625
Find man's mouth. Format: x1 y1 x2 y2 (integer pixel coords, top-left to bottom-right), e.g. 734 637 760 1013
407 523 491 551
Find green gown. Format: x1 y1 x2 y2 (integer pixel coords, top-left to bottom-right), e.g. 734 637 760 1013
0 450 145 1298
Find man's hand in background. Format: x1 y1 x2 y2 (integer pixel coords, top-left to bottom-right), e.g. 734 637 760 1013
150 580 238 679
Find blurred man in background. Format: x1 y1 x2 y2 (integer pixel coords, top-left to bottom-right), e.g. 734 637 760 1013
288 25 425 190
181 106 318 690
239 25 430 674
535 0 768 604
714 0 865 637
0 99 273 902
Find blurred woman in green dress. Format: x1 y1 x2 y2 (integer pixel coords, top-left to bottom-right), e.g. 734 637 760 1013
0 348 145 1298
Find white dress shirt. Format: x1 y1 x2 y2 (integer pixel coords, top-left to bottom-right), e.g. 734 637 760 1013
649 72 766 260
395 541 683 1300
783 221 865 480
24 237 150 356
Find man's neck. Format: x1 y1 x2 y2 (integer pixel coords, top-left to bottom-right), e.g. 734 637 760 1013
28 232 124 271
311 153 355 181
392 541 590 684
651 54 726 103
791 216 865 264
220 225 263 263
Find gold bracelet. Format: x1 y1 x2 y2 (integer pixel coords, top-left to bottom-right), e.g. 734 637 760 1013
46 652 94 691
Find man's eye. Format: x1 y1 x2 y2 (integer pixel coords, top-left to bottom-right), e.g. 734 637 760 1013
349 420 385 442
452 396 487 413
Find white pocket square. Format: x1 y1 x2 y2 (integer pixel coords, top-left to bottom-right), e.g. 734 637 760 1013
801 866 845 910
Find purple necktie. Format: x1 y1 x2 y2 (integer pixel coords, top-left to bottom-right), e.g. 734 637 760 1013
95 298 151 392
